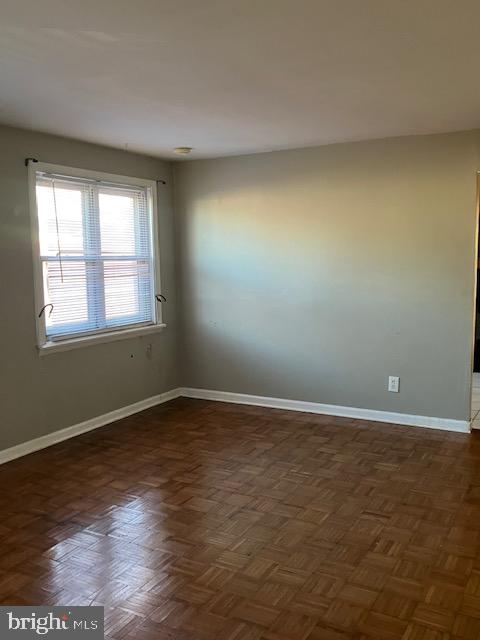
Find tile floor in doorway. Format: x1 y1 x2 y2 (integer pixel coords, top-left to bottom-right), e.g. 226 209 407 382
472 372 480 426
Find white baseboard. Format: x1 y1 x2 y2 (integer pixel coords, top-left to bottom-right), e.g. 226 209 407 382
0 386 470 466
0 388 181 466
179 387 470 434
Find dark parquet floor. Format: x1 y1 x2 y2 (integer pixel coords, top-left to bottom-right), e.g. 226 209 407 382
1 397 480 640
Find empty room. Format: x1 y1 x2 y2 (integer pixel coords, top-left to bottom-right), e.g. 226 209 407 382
1 1 480 639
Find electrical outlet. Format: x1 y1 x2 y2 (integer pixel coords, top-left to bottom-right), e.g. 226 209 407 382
388 376 400 393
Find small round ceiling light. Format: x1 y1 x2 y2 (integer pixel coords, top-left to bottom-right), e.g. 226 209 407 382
174 147 193 155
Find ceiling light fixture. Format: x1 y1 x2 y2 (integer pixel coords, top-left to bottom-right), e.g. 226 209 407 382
174 147 193 155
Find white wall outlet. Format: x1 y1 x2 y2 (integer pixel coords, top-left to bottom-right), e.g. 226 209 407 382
388 376 400 393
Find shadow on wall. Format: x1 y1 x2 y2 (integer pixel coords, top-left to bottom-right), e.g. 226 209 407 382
181 197 440 391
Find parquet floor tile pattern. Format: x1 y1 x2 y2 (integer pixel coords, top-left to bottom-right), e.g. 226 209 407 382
1 398 480 640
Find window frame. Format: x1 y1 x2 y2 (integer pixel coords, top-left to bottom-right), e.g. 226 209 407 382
28 162 165 354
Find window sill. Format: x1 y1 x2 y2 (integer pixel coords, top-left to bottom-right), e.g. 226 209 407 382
38 324 167 356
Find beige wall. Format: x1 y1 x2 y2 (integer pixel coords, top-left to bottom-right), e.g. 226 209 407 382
175 131 480 421
0 125 179 450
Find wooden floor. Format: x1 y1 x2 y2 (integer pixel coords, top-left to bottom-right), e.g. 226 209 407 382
1 398 480 640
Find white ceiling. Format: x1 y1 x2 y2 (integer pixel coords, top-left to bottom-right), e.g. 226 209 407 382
1 0 480 159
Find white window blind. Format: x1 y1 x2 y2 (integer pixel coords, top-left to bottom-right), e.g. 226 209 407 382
34 171 158 341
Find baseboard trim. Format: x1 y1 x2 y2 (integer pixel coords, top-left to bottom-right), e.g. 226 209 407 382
0 386 470 466
179 387 470 434
0 388 181 466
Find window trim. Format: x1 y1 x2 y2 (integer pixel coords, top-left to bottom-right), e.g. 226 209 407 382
28 162 164 353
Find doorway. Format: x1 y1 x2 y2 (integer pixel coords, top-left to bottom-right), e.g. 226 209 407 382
472 177 480 427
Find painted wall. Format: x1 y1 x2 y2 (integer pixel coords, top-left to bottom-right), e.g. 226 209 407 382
1 125 478 451
0 125 178 450
175 131 480 421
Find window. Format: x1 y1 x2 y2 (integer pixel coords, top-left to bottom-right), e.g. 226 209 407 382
29 163 163 351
